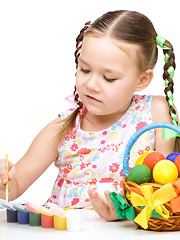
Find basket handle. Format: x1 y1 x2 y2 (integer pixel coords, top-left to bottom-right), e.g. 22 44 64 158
123 122 180 176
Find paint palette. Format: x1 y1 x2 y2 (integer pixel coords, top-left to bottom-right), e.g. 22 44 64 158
0 199 82 231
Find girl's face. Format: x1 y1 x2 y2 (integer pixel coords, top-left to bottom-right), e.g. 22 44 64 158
76 36 143 119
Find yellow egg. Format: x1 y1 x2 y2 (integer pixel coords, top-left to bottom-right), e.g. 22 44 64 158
135 151 154 166
153 160 178 184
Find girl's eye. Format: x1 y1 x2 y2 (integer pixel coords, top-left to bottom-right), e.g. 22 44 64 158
104 76 117 82
80 68 90 73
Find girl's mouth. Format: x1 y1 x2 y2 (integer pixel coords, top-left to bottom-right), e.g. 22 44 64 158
86 95 101 102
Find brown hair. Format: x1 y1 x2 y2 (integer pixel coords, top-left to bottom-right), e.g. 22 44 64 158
56 10 177 144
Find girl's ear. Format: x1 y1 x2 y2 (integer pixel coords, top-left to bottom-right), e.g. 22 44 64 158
136 69 154 91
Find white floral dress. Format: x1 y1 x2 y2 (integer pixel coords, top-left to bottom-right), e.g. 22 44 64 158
47 95 155 208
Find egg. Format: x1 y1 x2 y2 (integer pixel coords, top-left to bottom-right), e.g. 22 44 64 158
166 152 180 163
135 151 154 166
174 155 180 175
96 183 117 204
153 160 178 184
127 164 152 185
143 151 165 171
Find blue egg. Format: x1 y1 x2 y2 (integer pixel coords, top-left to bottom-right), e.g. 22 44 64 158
166 152 180 163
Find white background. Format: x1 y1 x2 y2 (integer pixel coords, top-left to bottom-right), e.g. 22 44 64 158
0 0 180 204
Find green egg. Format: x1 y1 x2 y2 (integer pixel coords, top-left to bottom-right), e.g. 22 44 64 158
127 164 152 184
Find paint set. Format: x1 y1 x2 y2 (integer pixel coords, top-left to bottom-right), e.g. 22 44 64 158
0 199 82 231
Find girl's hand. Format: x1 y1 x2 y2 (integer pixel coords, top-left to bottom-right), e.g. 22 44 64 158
88 188 119 221
0 159 16 191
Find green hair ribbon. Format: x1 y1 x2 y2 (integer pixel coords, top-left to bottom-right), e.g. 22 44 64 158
156 35 171 50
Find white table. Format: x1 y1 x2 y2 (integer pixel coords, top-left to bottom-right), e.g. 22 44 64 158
0 209 180 240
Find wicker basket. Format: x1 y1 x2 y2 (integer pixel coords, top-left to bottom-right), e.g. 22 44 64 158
122 122 180 231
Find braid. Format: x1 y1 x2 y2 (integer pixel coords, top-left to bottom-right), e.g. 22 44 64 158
74 21 91 68
57 21 91 139
156 36 178 125
55 86 84 143
73 22 91 114
163 41 177 125
73 85 84 110
55 22 91 143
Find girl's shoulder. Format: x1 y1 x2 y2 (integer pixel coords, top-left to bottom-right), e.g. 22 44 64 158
151 95 174 123
151 95 178 155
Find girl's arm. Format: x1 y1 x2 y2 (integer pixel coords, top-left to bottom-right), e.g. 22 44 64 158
0 118 61 201
151 95 178 156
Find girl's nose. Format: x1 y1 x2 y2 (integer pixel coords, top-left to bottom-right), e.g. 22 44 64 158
86 75 100 92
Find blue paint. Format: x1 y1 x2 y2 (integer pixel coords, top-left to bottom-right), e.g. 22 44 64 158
18 210 29 224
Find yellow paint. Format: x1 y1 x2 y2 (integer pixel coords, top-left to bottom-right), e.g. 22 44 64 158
54 215 67 230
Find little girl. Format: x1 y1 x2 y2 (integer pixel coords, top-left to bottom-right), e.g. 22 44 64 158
0 10 179 221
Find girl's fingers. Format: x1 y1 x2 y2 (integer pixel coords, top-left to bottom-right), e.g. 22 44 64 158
88 189 103 215
0 160 8 184
88 189 109 218
88 188 119 221
104 190 119 220
9 165 16 180
0 159 15 184
104 190 116 210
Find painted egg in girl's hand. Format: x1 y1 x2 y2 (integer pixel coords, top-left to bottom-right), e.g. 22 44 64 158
96 183 116 204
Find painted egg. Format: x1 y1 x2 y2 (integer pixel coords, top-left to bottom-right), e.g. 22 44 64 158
174 155 180 175
143 151 165 171
166 152 180 163
153 160 178 184
96 183 116 204
135 151 154 166
127 164 152 184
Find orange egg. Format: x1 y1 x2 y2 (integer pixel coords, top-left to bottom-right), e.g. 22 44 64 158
174 155 180 175
143 151 165 171
135 151 154 166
